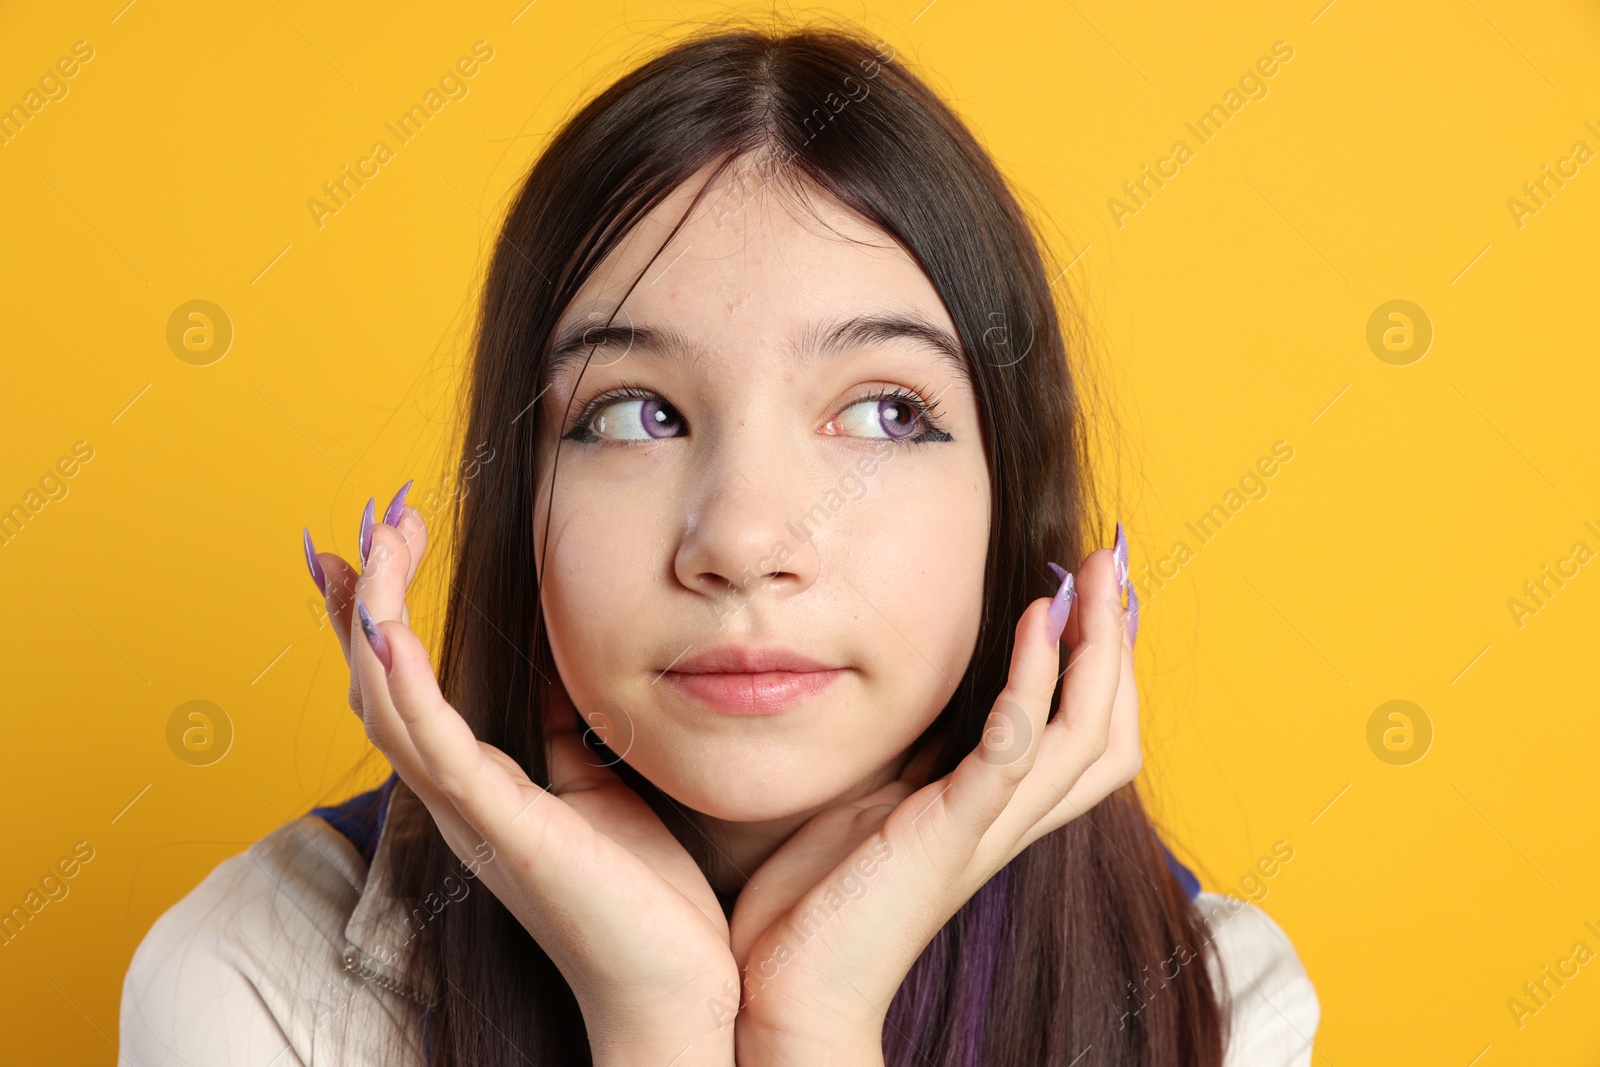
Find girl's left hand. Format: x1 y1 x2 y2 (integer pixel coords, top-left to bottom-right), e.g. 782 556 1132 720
727 543 1142 1065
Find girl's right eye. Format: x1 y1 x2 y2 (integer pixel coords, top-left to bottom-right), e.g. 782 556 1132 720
564 388 686 444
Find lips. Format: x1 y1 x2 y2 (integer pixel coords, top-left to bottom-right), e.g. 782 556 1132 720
667 645 836 675
660 644 846 715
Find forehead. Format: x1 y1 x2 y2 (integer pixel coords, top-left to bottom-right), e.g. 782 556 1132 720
552 159 957 357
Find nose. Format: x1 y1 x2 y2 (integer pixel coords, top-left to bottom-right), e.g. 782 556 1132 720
672 444 821 617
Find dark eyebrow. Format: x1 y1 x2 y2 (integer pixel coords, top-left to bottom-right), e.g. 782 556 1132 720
802 312 971 388
544 321 707 384
543 312 970 388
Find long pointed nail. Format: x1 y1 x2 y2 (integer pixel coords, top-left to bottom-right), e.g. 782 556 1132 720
356 599 393 673
1045 562 1075 645
1113 521 1129 592
358 497 375 568
302 528 327 596
382 479 413 528
1126 578 1140 647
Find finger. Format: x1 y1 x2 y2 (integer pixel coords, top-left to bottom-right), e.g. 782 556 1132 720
319 553 359 665
348 593 431 785
1059 563 1085 650
364 619 619 904
387 503 429 590
730 790 908 962
1008 611 1142 857
371 503 425 630
1049 607 1139 809
897 592 1060 859
351 520 416 716
357 520 415 615
1047 547 1123 766
1047 629 1142 817
993 548 1131 850
316 552 362 711
373 618 526 821
351 491 430 620
391 502 428 629
314 493 426 715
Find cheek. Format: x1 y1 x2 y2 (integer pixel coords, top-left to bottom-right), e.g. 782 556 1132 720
537 486 667 706
837 453 989 711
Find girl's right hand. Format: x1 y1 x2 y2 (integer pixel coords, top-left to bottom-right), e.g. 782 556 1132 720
306 490 740 1067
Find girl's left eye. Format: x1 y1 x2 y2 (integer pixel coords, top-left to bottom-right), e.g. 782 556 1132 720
822 392 937 440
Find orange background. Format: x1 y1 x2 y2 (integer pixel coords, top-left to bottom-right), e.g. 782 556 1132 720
2 1 1597 1063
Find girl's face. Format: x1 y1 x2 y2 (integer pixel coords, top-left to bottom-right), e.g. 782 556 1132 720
534 158 990 825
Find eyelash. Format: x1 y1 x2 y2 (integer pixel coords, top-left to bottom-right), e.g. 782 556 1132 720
559 382 953 446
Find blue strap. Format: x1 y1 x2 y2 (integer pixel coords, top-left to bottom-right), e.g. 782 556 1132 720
1159 839 1201 900
309 772 398 867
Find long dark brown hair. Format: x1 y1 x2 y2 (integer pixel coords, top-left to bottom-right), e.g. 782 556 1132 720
378 19 1227 1066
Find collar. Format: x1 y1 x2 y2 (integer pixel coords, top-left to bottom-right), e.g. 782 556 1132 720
338 779 442 1006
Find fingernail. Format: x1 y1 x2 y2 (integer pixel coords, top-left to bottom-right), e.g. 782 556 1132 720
1113 520 1129 593
358 497 375 569
1047 561 1078 620
382 479 413 528
356 598 393 673
302 528 327 596
1126 578 1140 648
1045 561 1075 644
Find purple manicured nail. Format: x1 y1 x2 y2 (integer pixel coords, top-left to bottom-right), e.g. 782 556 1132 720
1045 562 1075 644
358 497 375 568
382 479 413 528
356 599 393 673
302 528 327 596
1113 520 1128 592
1126 578 1140 647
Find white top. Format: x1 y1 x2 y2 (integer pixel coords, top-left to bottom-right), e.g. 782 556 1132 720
118 785 1320 1065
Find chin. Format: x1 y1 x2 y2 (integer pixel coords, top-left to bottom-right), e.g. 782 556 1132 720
633 748 861 824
